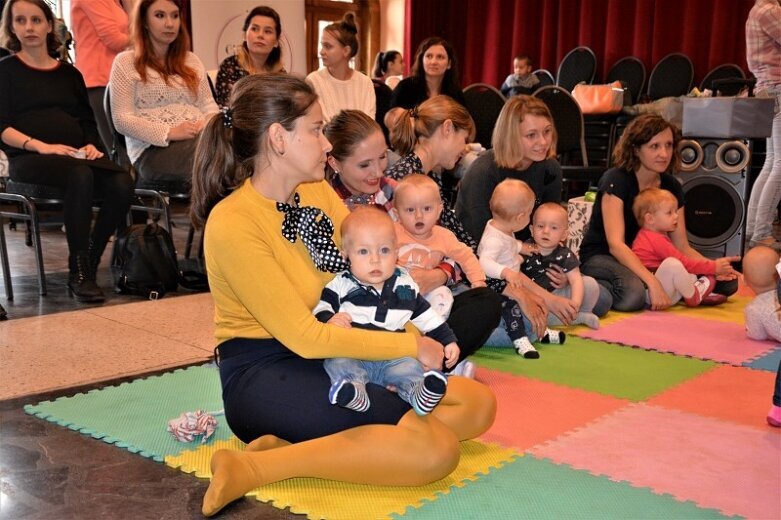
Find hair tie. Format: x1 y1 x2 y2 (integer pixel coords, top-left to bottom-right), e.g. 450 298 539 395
221 107 233 129
410 106 419 119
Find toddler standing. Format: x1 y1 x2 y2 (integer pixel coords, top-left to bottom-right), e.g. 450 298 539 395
631 188 726 307
392 174 486 317
314 207 460 415
478 179 565 358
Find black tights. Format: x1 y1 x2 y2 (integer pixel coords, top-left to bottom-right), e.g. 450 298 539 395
10 155 134 265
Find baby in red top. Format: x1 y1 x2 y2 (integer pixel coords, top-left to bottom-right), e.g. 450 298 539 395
631 188 726 307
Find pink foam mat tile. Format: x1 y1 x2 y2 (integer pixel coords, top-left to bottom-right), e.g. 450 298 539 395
476 367 630 451
577 312 775 364
529 403 781 519
649 365 781 431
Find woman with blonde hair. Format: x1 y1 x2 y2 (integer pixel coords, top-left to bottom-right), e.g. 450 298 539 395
189 74 496 516
456 95 561 244
214 5 284 107
109 0 218 189
306 12 375 122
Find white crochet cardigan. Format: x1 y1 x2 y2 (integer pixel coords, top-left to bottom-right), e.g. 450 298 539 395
109 50 218 164
305 68 376 122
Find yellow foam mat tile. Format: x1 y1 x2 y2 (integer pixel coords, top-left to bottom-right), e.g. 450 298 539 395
666 294 750 324
166 437 519 519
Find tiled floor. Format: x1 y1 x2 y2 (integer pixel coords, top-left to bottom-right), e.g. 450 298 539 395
0 203 304 518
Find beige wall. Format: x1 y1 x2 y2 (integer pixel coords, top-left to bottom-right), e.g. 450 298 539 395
379 0 405 56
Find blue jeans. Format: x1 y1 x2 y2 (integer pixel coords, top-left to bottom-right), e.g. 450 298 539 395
324 357 425 406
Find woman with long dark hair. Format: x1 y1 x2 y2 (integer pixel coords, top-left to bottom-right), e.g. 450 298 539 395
108 0 218 189
214 5 284 107
389 37 466 110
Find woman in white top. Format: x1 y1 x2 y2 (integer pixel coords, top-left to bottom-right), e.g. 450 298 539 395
109 0 218 189
305 13 375 122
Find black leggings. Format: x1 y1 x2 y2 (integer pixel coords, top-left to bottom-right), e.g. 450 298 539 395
446 286 503 365
10 154 133 258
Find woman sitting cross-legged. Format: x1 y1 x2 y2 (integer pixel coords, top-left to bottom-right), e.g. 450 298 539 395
579 113 739 311
0 0 133 302
190 74 497 517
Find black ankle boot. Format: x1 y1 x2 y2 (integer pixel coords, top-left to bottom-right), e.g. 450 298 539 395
68 251 105 303
87 238 107 280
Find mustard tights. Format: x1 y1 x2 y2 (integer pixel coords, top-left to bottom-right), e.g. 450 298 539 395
202 376 496 516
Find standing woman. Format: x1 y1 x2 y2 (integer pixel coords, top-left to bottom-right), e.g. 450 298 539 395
745 0 781 250
214 5 284 107
0 0 133 302
306 13 375 122
70 0 130 153
373 49 404 90
579 114 739 311
389 37 466 111
109 0 218 189
189 74 496 516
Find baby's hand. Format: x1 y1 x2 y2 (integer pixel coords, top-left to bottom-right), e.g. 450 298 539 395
471 280 486 288
328 312 352 329
443 342 460 369
505 270 525 289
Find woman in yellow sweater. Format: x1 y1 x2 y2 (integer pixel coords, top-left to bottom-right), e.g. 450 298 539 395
190 74 496 516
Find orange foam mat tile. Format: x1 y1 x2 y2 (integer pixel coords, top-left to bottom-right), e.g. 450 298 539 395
648 364 781 431
476 367 630 450
166 438 519 519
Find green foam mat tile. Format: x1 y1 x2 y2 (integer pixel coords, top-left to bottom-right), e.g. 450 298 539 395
471 337 716 401
24 364 228 462
392 455 734 519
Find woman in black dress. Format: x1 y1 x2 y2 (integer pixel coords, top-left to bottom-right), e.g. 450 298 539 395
0 0 133 302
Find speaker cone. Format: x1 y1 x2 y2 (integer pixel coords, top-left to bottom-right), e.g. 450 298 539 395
715 140 751 174
678 139 703 173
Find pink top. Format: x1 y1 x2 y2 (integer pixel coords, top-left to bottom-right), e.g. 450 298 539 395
746 0 781 91
394 223 486 285
631 228 716 275
71 0 129 88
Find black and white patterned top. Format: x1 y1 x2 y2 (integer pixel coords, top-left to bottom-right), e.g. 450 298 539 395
521 245 580 292
385 153 477 251
277 193 348 273
214 55 286 107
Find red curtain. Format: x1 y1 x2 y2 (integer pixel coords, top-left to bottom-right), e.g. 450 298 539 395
405 0 754 89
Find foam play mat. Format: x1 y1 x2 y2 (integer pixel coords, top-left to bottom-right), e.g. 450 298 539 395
24 295 781 519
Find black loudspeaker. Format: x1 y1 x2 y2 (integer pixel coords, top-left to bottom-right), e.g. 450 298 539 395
675 138 751 259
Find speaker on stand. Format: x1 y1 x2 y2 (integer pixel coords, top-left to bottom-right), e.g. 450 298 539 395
675 138 751 260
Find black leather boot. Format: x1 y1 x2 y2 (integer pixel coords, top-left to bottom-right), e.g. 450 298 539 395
67 251 105 303
87 239 104 280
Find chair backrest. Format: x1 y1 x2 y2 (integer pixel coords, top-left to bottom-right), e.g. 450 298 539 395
606 56 646 105
646 52 694 100
206 69 218 101
103 85 133 171
533 85 588 166
462 83 506 149
372 79 393 145
533 69 555 88
699 63 746 93
556 46 597 92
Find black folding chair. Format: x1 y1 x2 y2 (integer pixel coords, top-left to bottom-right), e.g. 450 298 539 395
533 69 555 88
647 52 694 100
556 46 597 93
534 86 604 200
606 56 646 106
700 64 746 95
462 83 507 149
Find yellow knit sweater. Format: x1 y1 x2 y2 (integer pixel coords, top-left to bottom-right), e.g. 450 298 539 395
205 178 417 360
